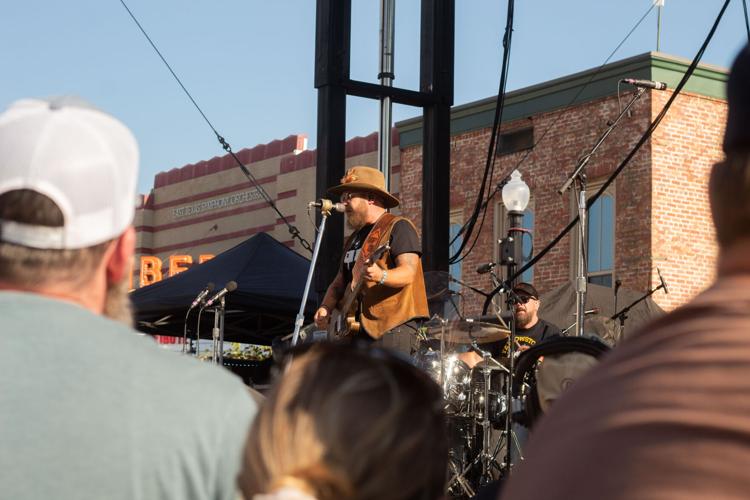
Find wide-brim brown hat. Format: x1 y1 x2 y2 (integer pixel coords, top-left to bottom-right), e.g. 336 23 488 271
327 166 400 208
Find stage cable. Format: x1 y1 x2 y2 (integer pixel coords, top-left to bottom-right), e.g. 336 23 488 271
483 0 732 313
117 0 313 253
449 1 655 262
449 0 515 264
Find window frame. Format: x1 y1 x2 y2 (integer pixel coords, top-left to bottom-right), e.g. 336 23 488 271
569 180 616 288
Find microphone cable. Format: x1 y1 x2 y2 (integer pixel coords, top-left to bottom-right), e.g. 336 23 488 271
117 0 313 254
449 0 516 265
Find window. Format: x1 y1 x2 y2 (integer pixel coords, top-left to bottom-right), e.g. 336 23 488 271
586 193 614 287
496 127 534 156
495 201 534 284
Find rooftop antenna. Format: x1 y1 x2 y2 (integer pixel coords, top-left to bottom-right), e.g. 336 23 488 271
654 0 665 51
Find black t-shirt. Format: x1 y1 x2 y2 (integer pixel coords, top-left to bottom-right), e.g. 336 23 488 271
342 219 421 285
490 318 561 358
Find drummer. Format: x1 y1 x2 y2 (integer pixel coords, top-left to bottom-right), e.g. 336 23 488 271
460 283 560 368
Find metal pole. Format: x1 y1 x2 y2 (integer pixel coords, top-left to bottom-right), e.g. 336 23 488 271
378 0 396 189
292 210 331 346
502 210 523 476
656 4 662 51
574 185 587 337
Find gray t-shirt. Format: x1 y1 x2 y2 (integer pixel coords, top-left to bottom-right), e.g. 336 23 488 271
0 292 256 500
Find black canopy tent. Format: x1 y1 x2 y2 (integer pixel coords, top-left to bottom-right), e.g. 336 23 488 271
130 232 317 345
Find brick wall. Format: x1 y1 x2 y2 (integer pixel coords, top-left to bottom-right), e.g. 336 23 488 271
650 90 726 310
400 88 726 315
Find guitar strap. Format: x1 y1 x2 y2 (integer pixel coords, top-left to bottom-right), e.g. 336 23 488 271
350 212 398 290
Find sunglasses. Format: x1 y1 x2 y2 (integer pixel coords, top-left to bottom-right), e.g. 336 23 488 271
340 192 371 203
516 295 536 304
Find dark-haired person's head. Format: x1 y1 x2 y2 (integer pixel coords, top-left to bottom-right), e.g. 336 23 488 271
710 45 750 258
242 342 448 500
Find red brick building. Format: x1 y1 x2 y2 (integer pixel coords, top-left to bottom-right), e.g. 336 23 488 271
132 132 403 288
396 51 727 313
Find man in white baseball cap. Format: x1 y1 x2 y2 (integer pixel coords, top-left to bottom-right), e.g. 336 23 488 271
0 97 257 500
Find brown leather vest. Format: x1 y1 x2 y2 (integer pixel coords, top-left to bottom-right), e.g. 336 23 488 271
346 213 429 339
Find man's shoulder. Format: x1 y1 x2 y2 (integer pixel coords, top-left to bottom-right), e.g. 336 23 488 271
540 318 561 335
0 291 253 407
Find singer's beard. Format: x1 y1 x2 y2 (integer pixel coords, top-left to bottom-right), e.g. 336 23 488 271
346 210 365 230
104 279 134 328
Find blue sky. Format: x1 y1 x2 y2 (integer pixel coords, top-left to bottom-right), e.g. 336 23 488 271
1 1 747 194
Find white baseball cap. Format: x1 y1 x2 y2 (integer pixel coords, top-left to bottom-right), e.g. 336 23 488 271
0 97 139 249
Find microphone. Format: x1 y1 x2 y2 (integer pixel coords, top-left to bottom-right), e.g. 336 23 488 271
621 78 667 91
204 281 238 308
476 262 497 274
189 282 215 310
657 267 669 294
308 199 345 214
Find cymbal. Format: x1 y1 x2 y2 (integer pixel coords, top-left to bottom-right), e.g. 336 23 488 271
427 318 510 344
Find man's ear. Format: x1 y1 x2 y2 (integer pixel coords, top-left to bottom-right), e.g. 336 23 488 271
106 226 136 284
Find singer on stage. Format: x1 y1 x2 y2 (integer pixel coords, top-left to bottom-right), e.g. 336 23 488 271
313 166 429 353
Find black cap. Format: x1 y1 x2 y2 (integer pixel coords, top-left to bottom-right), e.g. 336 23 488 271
513 282 539 299
724 44 750 153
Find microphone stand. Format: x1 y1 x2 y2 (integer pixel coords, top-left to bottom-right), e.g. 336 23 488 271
558 86 646 337
291 203 335 346
210 296 226 365
610 281 666 337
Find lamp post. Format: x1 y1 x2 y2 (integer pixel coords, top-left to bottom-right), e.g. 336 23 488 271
499 169 529 477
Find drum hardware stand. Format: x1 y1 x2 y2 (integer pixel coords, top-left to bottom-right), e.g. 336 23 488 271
611 268 668 337
444 341 508 494
291 200 337 346
447 460 476 498
474 341 505 485
558 86 646 338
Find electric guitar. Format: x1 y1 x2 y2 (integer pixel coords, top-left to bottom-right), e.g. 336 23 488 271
328 244 390 340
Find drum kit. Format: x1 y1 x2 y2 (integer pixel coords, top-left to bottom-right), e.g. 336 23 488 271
413 316 516 497
412 315 613 498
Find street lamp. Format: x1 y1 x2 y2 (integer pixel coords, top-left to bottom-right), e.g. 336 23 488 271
502 169 530 213
501 169 530 275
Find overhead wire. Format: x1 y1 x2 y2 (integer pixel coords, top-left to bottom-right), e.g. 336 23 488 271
743 0 750 40
449 0 515 264
117 0 313 253
483 0 733 313
448 1 656 263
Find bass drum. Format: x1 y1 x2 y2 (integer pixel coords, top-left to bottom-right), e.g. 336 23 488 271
512 335 610 428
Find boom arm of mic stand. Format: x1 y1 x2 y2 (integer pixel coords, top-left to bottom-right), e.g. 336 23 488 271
558 87 646 195
610 283 664 322
449 276 491 298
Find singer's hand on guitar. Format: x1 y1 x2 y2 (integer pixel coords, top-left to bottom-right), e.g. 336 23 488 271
363 263 386 284
314 306 330 328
